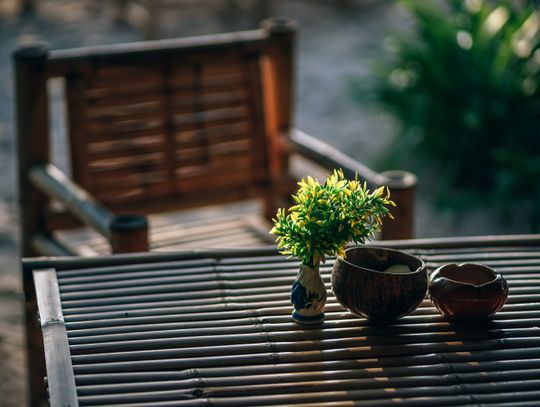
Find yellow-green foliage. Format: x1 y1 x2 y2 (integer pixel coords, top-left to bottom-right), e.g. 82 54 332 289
270 169 395 267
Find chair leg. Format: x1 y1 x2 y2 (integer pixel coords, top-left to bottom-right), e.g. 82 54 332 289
264 195 279 221
263 185 295 221
380 170 416 240
110 214 150 253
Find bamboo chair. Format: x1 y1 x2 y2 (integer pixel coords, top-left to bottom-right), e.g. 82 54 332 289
15 17 416 258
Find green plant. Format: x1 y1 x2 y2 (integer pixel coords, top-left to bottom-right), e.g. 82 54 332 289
270 169 394 267
366 0 540 228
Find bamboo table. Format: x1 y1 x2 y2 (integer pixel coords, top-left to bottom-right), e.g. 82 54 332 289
23 235 540 406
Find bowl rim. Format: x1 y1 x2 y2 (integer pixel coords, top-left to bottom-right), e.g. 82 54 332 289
431 263 503 288
336 245 426 275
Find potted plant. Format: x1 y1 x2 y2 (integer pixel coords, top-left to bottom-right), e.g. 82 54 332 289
270 169 395 324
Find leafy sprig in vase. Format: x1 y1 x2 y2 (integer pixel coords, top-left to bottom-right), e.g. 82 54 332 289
270 169 395 324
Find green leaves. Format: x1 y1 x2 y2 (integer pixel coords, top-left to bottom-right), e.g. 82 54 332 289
270 169 394 267
367 0 540 229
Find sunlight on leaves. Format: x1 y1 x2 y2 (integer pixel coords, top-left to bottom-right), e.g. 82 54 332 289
270 169 394 267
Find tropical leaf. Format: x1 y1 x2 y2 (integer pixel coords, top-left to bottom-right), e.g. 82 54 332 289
359 0 540 230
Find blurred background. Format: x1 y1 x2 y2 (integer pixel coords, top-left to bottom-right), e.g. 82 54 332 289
1 0 538 405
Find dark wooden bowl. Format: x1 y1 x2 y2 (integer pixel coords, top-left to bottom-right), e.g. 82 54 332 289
332 246 427 323
429 263 508 321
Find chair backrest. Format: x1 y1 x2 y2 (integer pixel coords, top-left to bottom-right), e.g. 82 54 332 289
15 18 295 218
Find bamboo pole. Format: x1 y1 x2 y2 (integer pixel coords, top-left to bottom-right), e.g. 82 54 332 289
57 269 539 296
34 269 79 407
58 264 298 289
30 163 113 239
68 325 540 356
74 366 540 397
76 376 540 405
59 298 536 325
67 316 540 345
90 388 540 407
58 291 540 322
14 43 51 407
74 347 540 385
71 335 540 367
32 232 75 256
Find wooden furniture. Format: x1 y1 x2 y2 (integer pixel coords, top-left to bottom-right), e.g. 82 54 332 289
15 18 416 258
23 234 540 406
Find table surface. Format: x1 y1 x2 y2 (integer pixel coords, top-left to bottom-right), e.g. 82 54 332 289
25 235 540 407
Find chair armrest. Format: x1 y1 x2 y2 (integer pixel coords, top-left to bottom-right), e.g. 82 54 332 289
29 163 148 253
289 129 417 239
290 129 386 187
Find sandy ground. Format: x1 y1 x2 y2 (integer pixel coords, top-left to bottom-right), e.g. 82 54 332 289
0 1 533 405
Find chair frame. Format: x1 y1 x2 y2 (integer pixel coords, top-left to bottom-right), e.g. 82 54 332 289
15 18 416 260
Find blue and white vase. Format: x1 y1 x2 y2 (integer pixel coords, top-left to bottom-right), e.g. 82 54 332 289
291 263 327 324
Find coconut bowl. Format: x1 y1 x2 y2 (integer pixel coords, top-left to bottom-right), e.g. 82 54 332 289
332 246 427 323
429 263 508 321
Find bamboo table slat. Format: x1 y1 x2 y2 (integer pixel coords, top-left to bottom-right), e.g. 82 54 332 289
24 235 540 406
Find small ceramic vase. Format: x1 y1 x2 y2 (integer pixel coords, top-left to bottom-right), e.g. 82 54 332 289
429 263 509 321
291 263 327 324
332 246 427 323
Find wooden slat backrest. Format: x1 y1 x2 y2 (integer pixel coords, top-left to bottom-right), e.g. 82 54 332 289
45 20 294 210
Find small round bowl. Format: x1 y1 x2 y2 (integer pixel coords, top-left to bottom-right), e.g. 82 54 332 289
332 246 427 323
428 263 508 321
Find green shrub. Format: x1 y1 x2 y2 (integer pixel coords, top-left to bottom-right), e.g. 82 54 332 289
368 0 540 229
